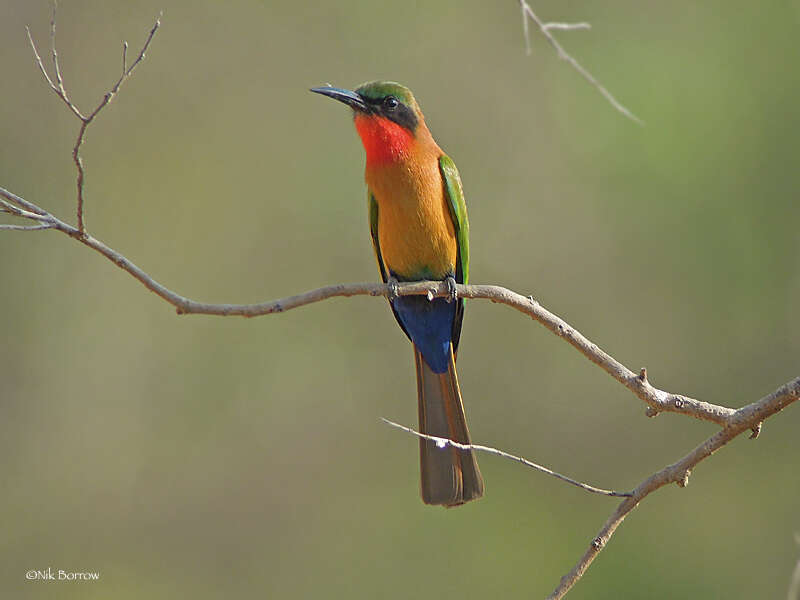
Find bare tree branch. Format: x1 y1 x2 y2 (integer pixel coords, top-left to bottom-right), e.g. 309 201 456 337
0 183 751 434
0 184 757 432
49 2 65 99
518 0 642 124
26 24 84 120
382 419 632 498
547 376 800 600
26 6 161 234
0 223 54 231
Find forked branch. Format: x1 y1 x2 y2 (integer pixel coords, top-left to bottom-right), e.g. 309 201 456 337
25 4 161 233
518 0 642 124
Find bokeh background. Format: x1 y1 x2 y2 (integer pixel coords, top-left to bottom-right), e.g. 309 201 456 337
1 1 798 598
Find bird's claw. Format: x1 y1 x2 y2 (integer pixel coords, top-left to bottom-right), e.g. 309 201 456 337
445 276 458 303
386 277 400 302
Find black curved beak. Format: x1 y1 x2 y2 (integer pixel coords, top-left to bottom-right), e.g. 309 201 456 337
310 86 368 111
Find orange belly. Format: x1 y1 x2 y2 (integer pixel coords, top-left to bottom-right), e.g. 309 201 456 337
367 159 457 280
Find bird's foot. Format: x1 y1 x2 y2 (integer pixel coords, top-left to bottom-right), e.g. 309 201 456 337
445 276 458 303
386 276 400 302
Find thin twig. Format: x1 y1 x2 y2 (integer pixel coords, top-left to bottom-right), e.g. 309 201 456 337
382 419 632 497
75 13 161 234
0 223 55 231
0 198 50 221
49 1 64 92
521 1 532 55
0 188 50 216
26 8 162 235
0 198 20 214
542 22 592 32
518 0 642 124
84 12 162 124
26 25 84 119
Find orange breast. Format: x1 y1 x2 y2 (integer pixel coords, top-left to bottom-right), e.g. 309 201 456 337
367 158 456 281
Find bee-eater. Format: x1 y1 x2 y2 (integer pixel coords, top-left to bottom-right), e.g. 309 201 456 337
311 81 484 506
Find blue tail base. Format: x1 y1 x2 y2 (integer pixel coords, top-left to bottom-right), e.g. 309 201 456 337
391 296 455 374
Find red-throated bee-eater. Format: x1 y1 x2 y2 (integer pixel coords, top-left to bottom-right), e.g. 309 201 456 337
311 81 483 506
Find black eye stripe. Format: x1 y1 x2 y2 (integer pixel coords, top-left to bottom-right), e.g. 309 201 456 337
386 103 418 132
359 94 419 132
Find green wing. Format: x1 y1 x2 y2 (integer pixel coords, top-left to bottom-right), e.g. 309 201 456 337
368 191 388 283
439 154 470 354
438 154 469 285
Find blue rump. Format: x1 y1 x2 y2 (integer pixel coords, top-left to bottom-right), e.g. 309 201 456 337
391 296 455 374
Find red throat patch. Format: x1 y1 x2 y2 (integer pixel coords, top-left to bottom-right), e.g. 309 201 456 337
354 114 414 166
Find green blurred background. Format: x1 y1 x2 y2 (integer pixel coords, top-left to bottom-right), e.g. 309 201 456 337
1 1 798 598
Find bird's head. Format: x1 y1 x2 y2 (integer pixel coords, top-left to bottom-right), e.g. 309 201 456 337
311 81 429 166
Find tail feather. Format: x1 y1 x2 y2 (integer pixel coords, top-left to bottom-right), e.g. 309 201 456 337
415 345 484 506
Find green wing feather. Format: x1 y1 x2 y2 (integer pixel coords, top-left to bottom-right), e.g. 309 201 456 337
438 154 469 286
368 191 388 283
438 154 470 353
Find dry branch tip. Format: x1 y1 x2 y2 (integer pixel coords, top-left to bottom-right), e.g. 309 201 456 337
518 0 642 124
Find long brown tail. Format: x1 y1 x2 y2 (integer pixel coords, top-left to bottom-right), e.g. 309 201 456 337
414 345 484 506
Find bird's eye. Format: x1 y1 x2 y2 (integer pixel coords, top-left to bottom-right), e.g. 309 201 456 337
383 96 399 110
